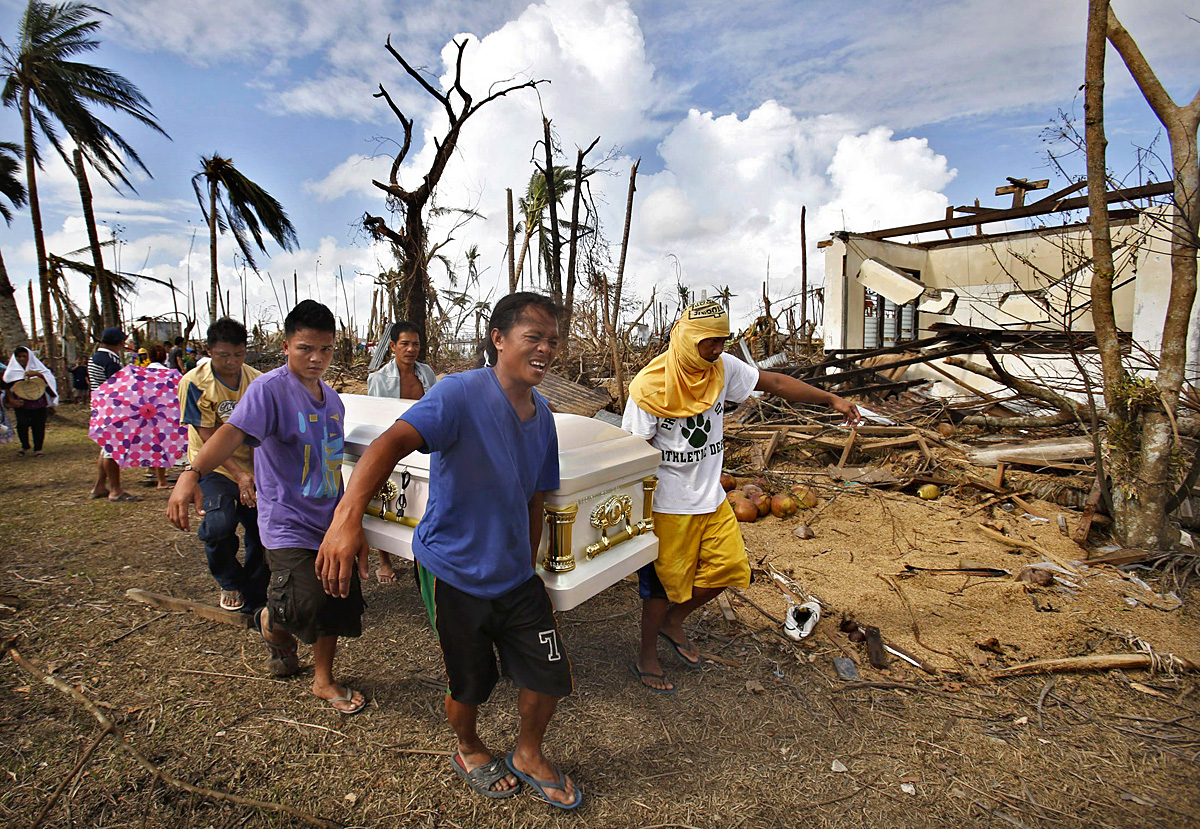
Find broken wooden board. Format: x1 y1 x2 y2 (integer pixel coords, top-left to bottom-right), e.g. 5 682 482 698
126 588 254 629
827 465 900 485
966 436 1094 468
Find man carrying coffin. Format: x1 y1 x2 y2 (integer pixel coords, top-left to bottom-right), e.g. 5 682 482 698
318 292 581 809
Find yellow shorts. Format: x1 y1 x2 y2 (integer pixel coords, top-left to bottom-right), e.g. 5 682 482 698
651 500 750 604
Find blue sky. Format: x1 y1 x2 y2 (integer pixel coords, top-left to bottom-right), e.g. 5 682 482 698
0 0 1194 333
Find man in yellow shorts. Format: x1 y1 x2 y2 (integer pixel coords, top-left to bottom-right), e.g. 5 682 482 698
621 300 859 692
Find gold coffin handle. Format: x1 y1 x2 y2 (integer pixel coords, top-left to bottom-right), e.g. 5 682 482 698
585 477 658 560
542 503 579 573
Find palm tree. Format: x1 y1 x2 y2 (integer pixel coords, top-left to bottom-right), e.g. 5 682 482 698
192 154 298 322
0 140 30 354
514 166 575 287
1 1 168 355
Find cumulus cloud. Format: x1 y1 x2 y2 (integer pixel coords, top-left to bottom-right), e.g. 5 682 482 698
304 153 396 202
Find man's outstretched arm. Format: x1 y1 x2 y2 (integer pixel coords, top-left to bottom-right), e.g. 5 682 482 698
754 371 861 425
318 419 426 598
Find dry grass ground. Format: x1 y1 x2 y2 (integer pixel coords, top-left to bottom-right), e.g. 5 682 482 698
1 406 1199 828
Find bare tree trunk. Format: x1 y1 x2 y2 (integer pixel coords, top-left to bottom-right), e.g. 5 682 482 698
22 86 56 363
1085 0 1122 414
73 149 118 328
1086 4 1200 549
541 118 563 305
208 176 219 323
0 246 29 353
609 159 640 408
563 137 599 352
506 187 517 293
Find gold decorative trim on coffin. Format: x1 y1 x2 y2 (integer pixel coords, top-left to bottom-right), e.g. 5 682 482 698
584 476 657 560
542 503 579 573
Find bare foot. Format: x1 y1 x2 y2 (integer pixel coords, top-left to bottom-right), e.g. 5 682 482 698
313 680 366 714
635 656 674 692
458 745 518 793
509 749 577 806
377 553 396 583
659 621 700 664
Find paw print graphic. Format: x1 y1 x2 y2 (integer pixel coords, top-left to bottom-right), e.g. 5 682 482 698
680 414 710 449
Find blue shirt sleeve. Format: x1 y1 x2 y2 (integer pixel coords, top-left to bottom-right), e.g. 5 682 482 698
399 375 461 452
226 375 274 448
535 402 560 492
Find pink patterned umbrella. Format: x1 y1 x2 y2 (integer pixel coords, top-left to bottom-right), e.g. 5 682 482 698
89 365 188 468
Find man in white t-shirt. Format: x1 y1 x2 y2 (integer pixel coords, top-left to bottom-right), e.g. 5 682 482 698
622 300 859 693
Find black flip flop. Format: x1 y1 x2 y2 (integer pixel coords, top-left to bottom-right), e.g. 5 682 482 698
630 661 677 695
658 632 701 668
505 752 582 810
452 754 521 799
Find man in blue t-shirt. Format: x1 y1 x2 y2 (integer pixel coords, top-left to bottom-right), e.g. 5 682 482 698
320 293 581 810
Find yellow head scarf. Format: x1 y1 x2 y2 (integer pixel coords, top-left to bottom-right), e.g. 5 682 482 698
629 300 730 418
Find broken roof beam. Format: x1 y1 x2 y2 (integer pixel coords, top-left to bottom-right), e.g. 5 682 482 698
859 181 1173 240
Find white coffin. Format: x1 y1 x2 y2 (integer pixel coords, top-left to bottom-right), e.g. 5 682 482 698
340 393 661 610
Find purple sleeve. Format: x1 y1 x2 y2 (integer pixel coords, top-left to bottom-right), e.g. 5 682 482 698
226 375 275 448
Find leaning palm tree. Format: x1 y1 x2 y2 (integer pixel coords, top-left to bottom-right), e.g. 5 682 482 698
514 166 575 287
192 154 298 322
0 140 30 354
1 1 168 354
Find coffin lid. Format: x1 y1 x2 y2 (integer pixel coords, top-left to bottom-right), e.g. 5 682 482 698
341 393 660 497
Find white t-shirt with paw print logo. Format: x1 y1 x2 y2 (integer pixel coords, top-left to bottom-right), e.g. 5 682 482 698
622 353 760 514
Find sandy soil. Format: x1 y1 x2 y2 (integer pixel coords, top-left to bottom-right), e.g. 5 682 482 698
1 406 1198 828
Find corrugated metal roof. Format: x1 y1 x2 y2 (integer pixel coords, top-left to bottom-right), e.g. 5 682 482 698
537 372 612 417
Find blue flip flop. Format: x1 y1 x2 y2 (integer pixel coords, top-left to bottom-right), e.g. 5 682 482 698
630 661 677 695
505 752 583 810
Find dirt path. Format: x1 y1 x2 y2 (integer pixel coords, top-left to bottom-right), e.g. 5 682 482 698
1 407 1198 827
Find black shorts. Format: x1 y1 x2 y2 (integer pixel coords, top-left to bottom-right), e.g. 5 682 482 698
265 547 364 645
416 566 573 705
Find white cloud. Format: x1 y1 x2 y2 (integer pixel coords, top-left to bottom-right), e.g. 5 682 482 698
816 127 955 234
304 153 397 202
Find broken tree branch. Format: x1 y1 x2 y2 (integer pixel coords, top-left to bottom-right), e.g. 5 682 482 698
944 356 1085 427
6 639 336 827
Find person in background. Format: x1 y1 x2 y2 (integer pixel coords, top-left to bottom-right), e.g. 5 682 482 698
167 336 186 373
69 355 90 405
0 357 12 445
169 302 365 713
135 346 150 367
143 344 174 489
2 346 57 457
365 320 437 583
622 300 859 693
89 327 139 502
183 347 197 372
174 319 267 614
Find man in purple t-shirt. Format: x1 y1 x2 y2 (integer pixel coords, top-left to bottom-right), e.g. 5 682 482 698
168 301 366 715
319 293 580 809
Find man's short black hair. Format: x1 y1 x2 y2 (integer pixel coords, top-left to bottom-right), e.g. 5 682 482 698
388 321 421 343
284 300 336 337
207 317 248 348
174 336 185 345
483 292 561 366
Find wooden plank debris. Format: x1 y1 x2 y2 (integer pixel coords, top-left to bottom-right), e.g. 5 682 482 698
967 436 1094 468
126 588 253 629
537 372 613 417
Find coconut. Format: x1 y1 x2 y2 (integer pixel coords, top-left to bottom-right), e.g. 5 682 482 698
771 492 798 518
917 483 941 500
732 498 759 523
753 493 772 517
742 484 764 501
789 484 819 509
750 477 771 492
720 472 736 492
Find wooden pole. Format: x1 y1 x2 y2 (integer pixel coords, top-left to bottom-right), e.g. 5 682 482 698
800 205 808 340
506 187 517 293
27 281 37 347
